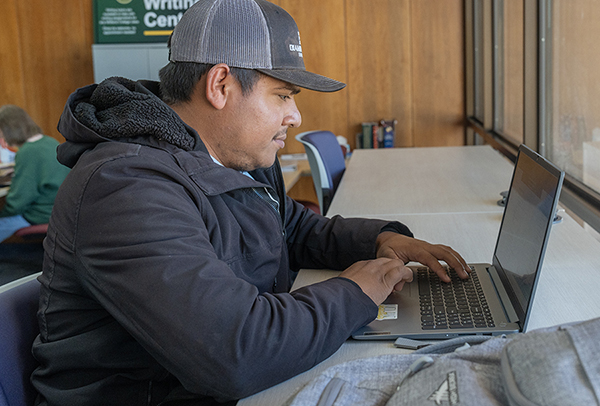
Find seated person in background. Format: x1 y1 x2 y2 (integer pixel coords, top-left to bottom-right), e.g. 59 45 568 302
31 1 470 405
0 105 70 241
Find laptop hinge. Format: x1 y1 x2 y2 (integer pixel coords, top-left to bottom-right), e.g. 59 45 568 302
486 266 520 324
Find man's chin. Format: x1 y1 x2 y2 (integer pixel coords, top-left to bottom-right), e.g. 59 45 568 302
262 154 279 170
235 155 278 172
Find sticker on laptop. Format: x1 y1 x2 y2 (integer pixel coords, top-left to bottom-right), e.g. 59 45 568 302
376 304 398 320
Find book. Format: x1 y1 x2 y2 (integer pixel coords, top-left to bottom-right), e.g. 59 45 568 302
373 124 385 148
361 122 376 149
355 132 363 149
380 119 398 148
360 120 397 148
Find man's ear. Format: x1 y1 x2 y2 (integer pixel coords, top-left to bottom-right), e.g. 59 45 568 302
205 64 234 110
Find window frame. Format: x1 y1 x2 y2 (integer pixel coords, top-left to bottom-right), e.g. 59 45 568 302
465 0 600 234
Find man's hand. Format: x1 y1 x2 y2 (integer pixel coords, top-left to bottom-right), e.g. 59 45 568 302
376 232 470 283
338 258 413 305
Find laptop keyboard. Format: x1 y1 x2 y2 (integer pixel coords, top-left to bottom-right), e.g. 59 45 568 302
417 267 496 330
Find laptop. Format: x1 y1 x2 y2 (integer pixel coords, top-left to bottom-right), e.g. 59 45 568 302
352 144 565 340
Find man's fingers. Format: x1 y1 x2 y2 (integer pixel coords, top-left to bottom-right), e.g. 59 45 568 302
376 234 470 281
340 258 413 305
393 280 407 292
411 248 451 282
392 267 414 291
379 259 413 288
410 248 464 282
385 265 413 292
437 245 470 279
446 249 471 278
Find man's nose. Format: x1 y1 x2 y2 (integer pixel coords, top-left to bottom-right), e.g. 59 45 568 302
284 100 302 128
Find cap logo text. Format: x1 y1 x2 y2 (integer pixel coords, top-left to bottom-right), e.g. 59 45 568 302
289 44 303 57
289 32 303 58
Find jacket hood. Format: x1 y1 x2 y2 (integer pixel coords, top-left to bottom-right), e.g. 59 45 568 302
57 77 203 168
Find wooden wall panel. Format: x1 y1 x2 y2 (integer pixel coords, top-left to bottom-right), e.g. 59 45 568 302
0 0 464 151
411 0 465 147
345 0 414 148
0 1 27 109
0 0 94 143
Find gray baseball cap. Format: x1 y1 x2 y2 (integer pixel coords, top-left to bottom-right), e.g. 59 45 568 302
169 0 346 92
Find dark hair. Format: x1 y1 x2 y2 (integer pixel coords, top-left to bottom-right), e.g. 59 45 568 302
159 62 262 105
0 105 43 147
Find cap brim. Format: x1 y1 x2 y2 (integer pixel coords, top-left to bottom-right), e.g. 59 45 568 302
257 68 346 92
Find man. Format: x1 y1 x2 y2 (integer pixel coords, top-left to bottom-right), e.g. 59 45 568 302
31 1 469 405
0 105 69 241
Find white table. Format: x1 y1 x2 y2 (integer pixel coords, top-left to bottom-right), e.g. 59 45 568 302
240 146 600 405
327 145 514 217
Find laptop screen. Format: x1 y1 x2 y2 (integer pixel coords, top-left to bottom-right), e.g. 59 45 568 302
492 145 564 329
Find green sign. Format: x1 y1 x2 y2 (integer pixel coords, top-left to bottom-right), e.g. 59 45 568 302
93 0 198 44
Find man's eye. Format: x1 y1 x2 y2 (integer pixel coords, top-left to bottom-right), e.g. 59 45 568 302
279 95 291 101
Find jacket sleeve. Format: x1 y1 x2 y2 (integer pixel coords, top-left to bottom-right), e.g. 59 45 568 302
65 153 379 401
283 195 414 271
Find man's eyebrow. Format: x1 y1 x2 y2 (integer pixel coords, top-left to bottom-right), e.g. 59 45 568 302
278 85 301 95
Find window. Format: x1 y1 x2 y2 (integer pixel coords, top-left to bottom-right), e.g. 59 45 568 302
545 0 600 197
466 0 600 235
473 0 485 121
494 0 524 145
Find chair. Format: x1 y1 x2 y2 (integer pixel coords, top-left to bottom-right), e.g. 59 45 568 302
295 199 321 215
0 273 41 406
1 224 48 244
296 131 346 216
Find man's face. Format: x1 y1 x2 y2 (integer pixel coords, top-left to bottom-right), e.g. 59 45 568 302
213 74 302 172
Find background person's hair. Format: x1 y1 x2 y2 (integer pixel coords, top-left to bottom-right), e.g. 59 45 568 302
0 104 43 147
159 62 263 105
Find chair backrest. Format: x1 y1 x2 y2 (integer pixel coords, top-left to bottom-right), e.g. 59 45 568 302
295 131 346 215
13 225 48 239
2 224 48 244
0 274 41 406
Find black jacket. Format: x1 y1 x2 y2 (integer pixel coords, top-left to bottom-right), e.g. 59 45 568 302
31 78 413 405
